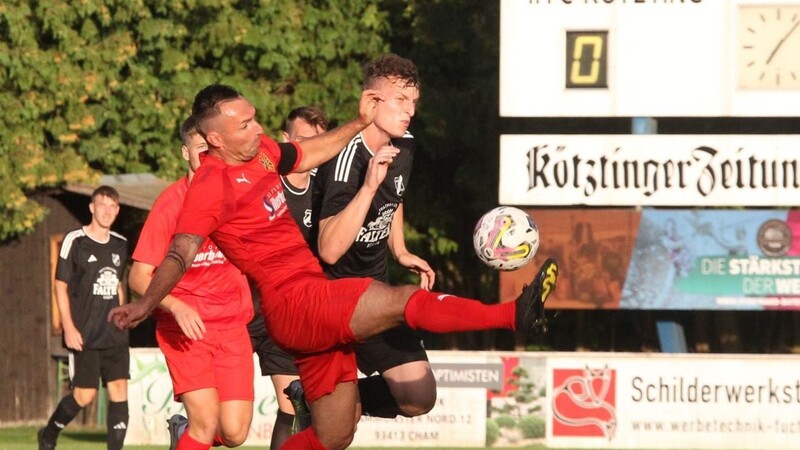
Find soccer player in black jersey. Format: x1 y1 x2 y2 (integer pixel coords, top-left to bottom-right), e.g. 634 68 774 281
247 106 329 447
314 54 438 420
39 186 129 450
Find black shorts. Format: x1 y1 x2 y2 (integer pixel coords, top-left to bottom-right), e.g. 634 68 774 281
355 325 428 375
251 333 299 376
69 345 130 389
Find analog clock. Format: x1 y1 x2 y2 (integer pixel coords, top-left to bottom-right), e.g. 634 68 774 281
738 5 800 89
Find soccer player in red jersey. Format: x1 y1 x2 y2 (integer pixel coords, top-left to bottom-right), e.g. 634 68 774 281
128 117 254 450
247 106 330 447
110 84 558 450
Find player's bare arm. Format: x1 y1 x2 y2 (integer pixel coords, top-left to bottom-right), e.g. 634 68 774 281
317 145 400 264
293 90 384 172
388 203 435 290
54 279 83 351
129 260 206 340
108 233 204 329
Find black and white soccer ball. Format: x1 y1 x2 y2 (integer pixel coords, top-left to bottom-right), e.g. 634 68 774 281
473 206 539 271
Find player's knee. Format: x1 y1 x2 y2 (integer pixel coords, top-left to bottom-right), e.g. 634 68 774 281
398 394 436 417
72 389 97 407
189 414 220 441
220 433 247 447
317 423 356 450
218 417 251 447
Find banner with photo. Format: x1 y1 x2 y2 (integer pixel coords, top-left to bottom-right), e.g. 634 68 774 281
499 208 800 310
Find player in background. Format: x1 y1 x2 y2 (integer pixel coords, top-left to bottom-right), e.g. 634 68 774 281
313 54 437 420
128 116 254 450
108 83 559 450
246 106 329 448
39 186 129 450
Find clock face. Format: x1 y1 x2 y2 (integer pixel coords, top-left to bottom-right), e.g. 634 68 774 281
738 5 800 89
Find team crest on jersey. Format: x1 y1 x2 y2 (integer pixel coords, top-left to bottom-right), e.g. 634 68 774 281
112 253 120 266
259 153 275 172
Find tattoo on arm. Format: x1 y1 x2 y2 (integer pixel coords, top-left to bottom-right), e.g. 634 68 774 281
165 249 187 274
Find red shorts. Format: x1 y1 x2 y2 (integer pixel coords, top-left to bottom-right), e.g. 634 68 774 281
260 276 372 402
156 326 254 402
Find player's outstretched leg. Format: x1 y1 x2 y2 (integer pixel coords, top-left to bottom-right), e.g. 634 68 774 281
515 258 559 337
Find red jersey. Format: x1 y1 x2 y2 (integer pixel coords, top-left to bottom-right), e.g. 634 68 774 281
175 136 326 296
134 176 253 331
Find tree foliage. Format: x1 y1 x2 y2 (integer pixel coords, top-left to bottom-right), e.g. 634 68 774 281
0 0 389 240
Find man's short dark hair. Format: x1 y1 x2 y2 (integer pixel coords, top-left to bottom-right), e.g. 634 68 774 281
284 106 330 135
179 115 200 146
91 185 119 203
191 84 241 133
362 54 420 90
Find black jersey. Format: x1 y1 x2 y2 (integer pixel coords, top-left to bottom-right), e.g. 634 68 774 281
56 228 129 349
281 171 315 242
315 132 415 281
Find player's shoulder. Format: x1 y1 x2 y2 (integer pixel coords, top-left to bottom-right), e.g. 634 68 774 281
392 132 415 151
109 231 128 243
319 134 366 178
153 177 188 207
59 228 87 258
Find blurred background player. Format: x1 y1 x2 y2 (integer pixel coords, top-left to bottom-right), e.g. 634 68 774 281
128 116 254 450
247 106 329 448
39 186 129 450
314 53 437 420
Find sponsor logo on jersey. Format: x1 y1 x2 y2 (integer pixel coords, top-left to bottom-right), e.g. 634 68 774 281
394 175 405 196
93 267 120 299
235 172 251 184
87 254 97 263
262 185 287 221
259 153 275 172
356 204 396 247
192 244 227 267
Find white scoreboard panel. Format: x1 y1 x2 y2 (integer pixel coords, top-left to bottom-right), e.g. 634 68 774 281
500 0 800 117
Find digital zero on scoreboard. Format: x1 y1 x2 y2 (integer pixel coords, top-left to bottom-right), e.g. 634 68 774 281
565 31 608 89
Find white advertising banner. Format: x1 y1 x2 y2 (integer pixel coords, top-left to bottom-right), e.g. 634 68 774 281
499 134 800 207
126 349 504 447
500 0 800 117
127 349 800 449
546 353 800 449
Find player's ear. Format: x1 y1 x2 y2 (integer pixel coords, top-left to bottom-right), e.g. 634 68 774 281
205 130 223 148
281 131 290 143
181 145 190 162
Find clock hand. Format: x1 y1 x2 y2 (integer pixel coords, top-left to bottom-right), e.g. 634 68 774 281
766 19 800 65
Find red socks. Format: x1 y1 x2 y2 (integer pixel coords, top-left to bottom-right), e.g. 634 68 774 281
280 428 327 449
176 431 211 450
403 289 516 332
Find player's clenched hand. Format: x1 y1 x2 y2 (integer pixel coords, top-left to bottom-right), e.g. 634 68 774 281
364 145 400 191
108 302 150 330
357 89 384 128
170 300 206 340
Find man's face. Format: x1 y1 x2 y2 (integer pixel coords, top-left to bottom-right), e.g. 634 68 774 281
181 131 208 173
89 195 120 229
371 76 419 138
206 97 264 163
282 118 325 143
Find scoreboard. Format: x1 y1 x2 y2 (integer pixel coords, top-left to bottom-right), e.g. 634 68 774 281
500 0 800 117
